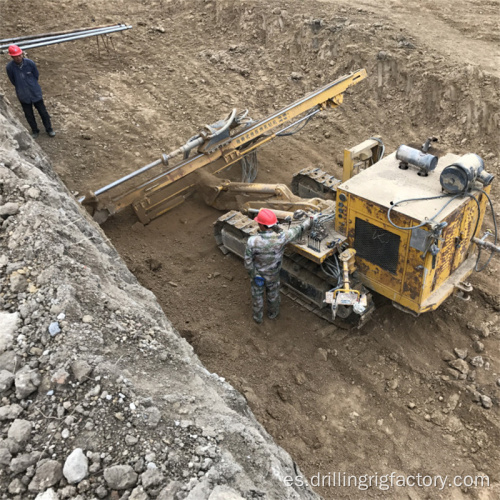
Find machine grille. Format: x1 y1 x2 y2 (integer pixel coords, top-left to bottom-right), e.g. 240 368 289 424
354 218 400 274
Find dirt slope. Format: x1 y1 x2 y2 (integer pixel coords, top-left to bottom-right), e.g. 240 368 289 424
1 0 499 498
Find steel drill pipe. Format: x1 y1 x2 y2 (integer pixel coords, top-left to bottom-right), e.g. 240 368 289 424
0 25 130 51
0 25 132 53
0 23 121 44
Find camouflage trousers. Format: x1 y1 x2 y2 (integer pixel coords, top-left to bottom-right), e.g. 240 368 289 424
250 272 281 323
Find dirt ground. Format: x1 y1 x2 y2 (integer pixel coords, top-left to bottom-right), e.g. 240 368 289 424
1 0 499 498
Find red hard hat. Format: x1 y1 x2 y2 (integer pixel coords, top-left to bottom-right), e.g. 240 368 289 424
254 208 278 227
8 45 23 57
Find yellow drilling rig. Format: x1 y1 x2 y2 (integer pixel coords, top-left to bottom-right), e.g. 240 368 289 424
81 69 498 328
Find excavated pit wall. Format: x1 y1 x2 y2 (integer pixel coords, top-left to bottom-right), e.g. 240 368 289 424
0 93 319 499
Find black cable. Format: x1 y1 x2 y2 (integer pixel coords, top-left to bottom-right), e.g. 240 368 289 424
473 189 498 272
387 193 460 230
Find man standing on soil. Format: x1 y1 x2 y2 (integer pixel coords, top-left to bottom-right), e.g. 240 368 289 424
5 45 55 139
244 208 311 324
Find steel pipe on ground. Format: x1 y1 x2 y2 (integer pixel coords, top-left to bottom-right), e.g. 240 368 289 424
0 25 129 51
0 25 132 53
0 23 121 44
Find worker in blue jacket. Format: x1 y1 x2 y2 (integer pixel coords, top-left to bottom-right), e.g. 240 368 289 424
5 45 55 138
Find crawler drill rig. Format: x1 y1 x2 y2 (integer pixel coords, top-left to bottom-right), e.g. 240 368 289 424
80 69 498 328
209 145 497 327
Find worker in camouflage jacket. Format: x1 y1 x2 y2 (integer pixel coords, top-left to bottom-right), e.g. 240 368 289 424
244 209 311 324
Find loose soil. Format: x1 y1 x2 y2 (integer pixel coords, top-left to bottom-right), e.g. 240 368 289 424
1 0 499 498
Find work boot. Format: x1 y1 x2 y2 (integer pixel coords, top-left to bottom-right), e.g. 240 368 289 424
253 315 263 324
268 311 279 320
47 130 56 137
31 131 39 138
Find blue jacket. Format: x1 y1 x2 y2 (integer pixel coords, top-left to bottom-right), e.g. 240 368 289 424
6 58 43 104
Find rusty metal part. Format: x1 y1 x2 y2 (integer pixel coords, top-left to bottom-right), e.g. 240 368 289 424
196 171 335 216
473 236 500 253
291 167 341 200
454 281 473 301
342 137 384 182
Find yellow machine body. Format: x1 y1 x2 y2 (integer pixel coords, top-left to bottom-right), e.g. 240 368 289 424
335 152 490 314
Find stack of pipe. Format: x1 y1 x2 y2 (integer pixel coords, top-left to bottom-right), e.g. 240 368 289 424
0 23 132 53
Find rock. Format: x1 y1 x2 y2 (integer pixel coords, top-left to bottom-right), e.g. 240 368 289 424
71 360 93 382
316 348 328 361
441 350 455 362
95 485 108 499
10 273 27 293
387 379 399 390
85 384 100 398
445 368 460 379
0 350 23 372
82 315 93 324
125 434 138 446
470 356 484 368
473 341 485 353
0 447 12 466
15 366 41 399
141 468 164 489
453 348 468 359
209 485 245 500
448 393 460 411
0 202 20 216
28 460 63 492
26 187 40 199
0 437 21 455
479 323 490 338
497 378 500 388
0 312 20 352
35 488 59 500
472 391 482 403
10 452 41 474
48 322 61 336
8 477 26 495
145 406 162 428
7 419 32 445
60 485 77 498
290 71 304 80
294 372 307 385
0 370 15 392
407 402 416 409
103 464 138 490
158 481 183 499
480 395 492 409
448 359 469 375
63 448 88 484
186 479 211 499
147 258 162 272
130 485 149 500
51 368 70 387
